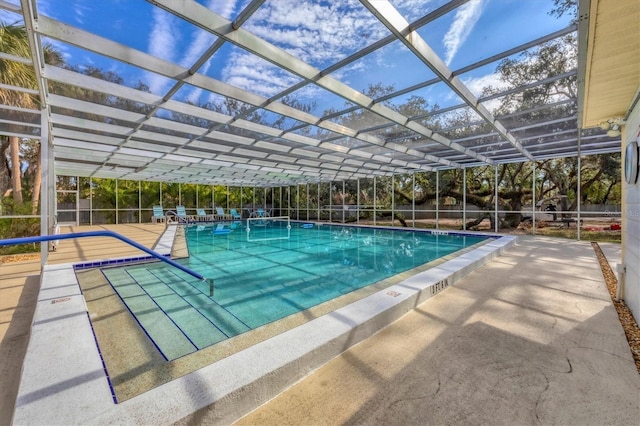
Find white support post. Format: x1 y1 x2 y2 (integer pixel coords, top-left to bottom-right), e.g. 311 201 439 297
138 180 141 223
306 184 309 221
90 177 93 225
463 168 467 231
435 170 439 230
373 177 377 226
412 173 415 228
357 178 360 225
494 165 499 233
329 182 332 222
297 185 300 221
40 110 49 265
532 162 536 235
342 181 345 223
115 179 119 225
391 174 395 227
577 128 582 241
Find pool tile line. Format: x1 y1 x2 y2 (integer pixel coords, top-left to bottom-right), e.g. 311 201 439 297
298 221 501 240
73 254 172 271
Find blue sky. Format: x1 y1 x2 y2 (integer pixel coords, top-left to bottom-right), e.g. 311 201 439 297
2 0 573 116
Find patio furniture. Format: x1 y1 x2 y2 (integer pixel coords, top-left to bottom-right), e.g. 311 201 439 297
215 207 231 220
176 205 194 222
196 208 214 221
151 205 165 223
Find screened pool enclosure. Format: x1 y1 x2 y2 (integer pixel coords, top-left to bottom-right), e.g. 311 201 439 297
0 0 623 248
54 158 622 240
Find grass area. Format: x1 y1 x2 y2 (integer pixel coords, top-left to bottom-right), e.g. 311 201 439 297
534 228 621 243
0 217 41 256
360 218 622 244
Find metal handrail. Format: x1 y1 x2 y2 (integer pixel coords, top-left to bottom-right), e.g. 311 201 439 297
0 230 214 296
164 210 190 226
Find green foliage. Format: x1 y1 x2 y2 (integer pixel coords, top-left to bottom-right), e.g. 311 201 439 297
549 0 578 23
0 199 40 254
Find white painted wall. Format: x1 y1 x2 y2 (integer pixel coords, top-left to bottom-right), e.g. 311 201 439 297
623 100 640 318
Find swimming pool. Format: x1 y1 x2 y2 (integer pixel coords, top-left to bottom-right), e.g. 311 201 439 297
16 225 515 424
101 221 489 360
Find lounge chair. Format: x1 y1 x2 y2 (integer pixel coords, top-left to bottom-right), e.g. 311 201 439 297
215 207 231 220
151 205 165 223
230 208 242 220
196 208 213 221
249 208 266 218
176 205 194 222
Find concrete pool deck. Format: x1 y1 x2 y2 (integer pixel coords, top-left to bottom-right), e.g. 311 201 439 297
1 225 638 425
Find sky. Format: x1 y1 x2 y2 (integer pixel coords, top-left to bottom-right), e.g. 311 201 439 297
1 0 573 117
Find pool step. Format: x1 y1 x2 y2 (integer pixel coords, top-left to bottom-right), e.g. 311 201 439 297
102 264 249 360
102 268 197 360
144 266 251 337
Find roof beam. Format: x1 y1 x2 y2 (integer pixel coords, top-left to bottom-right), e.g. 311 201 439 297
149 0 496 167
35 15 441 171
360 0 535 162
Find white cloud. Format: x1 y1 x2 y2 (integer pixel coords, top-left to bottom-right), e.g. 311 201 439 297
390 0 440 22
178 27 217 69
213 0 239 20
147 8 180 94
0 9 21 26
443 0 485 66
200 0 242 20
72 1 90 25
461 72 507 97
148 8 177 62
149 0 227 100
215 0 390 105
244 0 387 66
222 52 301 98
461 72 508 112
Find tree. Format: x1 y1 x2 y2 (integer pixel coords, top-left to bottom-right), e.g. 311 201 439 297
1 22 63 212
550 0 578 23
0 23 37 204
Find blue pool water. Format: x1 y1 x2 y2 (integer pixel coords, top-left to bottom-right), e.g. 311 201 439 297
101 222 488 360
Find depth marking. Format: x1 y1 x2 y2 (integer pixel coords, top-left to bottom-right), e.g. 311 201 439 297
430 279 449 295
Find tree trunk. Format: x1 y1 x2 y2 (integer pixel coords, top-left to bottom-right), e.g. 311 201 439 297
465 213 490 229
393 212 408 227
9 135 23 203
31 142 41 214
0 137 10 196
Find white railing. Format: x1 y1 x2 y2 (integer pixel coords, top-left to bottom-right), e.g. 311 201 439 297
246 216 291 242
